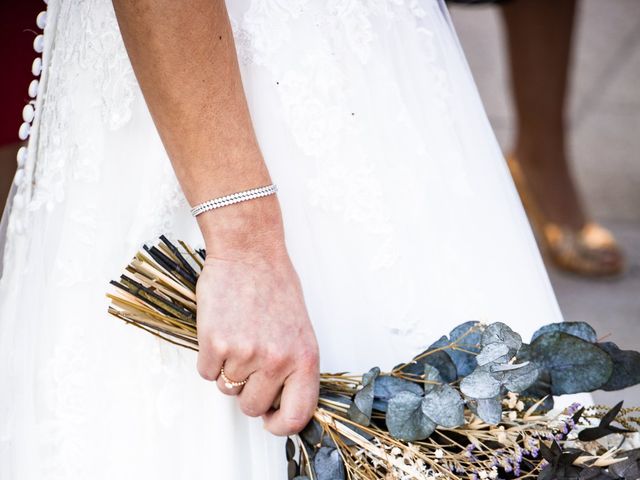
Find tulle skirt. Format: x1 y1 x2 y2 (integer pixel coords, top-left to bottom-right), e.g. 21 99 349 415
0 0 563 478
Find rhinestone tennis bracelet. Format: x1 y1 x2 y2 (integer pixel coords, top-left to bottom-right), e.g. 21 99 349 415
190 184 278 217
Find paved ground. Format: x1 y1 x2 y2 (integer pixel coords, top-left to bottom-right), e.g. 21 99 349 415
450 1 640 406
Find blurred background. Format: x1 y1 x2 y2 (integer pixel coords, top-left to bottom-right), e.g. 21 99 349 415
0 1 638 404
449 0 640 405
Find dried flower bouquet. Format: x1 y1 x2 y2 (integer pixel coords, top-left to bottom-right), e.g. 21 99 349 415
108 237 640 480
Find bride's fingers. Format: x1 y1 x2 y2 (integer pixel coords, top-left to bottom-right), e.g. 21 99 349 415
196 337 223 382
262 369 319 436
237 371 285 417
216 358 255 396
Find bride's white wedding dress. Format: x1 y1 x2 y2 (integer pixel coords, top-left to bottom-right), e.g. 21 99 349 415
0 0 564 478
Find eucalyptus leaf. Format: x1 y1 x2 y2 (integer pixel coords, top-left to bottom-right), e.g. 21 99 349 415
444 321 482 377
529 332 613 395
423 384 465 427
288 459 299 479
517 342 532 361
460 365 502 399
424 364 443 393
300 419 323 447
347 367 379 426
424 350 458 383
476 342 511 366
372 376 423 412
399 341 457 383
500 361 540 393
598 342 640 391
299 419 337 449
314 447 346 480
286 437 296 461
397 360 422 376
481 322 522 355
386 391 435 441
521 369 555 411
531 322 598 344
472 396 502 424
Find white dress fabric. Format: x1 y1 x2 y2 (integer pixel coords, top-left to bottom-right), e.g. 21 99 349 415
0 0 564 478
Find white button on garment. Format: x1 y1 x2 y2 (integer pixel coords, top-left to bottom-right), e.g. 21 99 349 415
32 57 42 76
18 122 31 140
28 79 39 98
13 169 25 187
17 146 28 168
33 35 44 53
22 104 35 123
36 11 47 29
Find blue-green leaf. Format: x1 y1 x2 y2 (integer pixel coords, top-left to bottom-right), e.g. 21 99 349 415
442 321 483 377
424 364 443 394
481 322 522 355
471 396 502 424
424 350 458 383
400 342 457 383
531 322 597 344
529 332 613 395
423 384 465 428
372 376 423 412
460 365 502 399
386 391 435 441
477 342 511 366
314 447 345 480
347 367 379 426
499 361 540 393
598 342 640 391
521 369 555 411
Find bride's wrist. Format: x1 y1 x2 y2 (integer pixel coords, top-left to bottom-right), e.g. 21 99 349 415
197 194 287 261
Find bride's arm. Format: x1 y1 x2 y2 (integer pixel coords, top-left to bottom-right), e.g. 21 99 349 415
112 0 273 248
112 0 319 435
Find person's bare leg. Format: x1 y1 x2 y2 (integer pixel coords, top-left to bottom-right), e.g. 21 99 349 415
501 0 624 276
501 0 584 229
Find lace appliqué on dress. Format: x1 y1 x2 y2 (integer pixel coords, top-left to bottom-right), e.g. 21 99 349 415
30 0 137 210
233 1 451 272
3 0 137 271
2 0 188 285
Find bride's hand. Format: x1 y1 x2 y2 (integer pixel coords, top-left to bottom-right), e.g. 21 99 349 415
194 198 320 436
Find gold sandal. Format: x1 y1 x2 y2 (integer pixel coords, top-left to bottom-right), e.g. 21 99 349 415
507 155 625 277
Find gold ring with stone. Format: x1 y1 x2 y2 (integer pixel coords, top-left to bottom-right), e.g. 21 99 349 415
220 363 249 389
